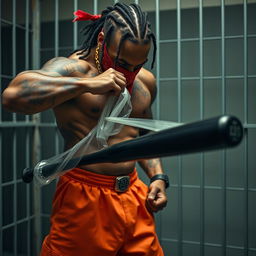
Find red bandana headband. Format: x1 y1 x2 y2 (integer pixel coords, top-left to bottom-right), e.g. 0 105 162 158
73 10 101 22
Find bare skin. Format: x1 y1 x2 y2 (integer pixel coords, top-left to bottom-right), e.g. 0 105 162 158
2 30 167 212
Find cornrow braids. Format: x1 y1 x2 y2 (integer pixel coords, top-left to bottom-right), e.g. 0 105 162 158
115 30 136 64
73 2 156 69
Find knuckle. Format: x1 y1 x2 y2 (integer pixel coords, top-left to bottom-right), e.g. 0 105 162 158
110 73 116 79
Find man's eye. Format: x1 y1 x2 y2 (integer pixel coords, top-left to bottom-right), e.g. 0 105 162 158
116 61 129 69
118 63 127 68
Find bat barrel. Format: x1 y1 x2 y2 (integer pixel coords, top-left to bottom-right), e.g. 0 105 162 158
22 115 243 184
95 115 243 162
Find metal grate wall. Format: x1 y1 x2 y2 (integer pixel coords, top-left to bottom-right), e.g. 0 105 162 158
1 0 255 256
155 1 256 255
1 0 39 255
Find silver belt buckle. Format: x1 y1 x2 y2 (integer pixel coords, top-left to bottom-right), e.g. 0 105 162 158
115 176 130 192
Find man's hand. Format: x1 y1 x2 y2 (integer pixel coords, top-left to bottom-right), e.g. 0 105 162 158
86 68 127 96
146 179 168 213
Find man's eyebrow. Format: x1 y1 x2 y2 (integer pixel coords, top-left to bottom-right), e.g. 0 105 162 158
117 58 132 66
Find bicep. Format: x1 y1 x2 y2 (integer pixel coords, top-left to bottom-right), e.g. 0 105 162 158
38 56 89 78
16 58 73 78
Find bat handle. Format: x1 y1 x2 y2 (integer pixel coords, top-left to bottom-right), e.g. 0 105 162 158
22 160 56 185
22 168 34 183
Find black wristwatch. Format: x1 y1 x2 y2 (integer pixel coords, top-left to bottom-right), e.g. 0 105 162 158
150 174 169 189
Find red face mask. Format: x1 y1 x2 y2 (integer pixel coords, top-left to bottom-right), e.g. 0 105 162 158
101 44 141 94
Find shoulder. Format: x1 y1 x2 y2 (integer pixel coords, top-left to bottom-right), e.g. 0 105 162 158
136 68 157 102
40 55 91 77
137 68 156 90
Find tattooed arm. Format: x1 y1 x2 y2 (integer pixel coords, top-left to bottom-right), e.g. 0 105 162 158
2 57 126 114
137 107 164 179
138 122 168 213
136 69 168 212
135 70 164 178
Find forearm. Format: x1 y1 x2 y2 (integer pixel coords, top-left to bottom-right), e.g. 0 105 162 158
2 71 88 114
138 158 164 179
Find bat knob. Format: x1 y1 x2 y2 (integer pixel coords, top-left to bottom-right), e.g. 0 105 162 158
22 168 34 183
219 115 244 146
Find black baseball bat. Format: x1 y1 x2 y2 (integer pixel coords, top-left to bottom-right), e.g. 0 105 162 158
22 115 243 183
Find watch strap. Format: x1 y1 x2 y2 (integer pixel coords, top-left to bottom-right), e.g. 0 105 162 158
150 174 169 189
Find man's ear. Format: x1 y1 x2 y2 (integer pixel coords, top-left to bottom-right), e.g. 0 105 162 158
97 31 104 45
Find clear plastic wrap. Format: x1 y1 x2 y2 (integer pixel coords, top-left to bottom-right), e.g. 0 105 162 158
105 117 183 132
33 89 132 186
33 88 183 186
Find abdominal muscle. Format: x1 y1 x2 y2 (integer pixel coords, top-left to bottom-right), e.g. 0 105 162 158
54 74 150 176
54 94 140 176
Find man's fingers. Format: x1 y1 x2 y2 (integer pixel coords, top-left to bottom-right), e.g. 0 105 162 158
89 68 128 95
148 195 166 207
147 186 159 201
147 186 168 213
106 68 126 82
115 71 126 82
114 76 126 91
109 84 122 96
146 199 165 213
105 68 127 93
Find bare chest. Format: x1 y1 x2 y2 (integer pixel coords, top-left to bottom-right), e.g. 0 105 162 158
78 81 152 119
54 79 152 148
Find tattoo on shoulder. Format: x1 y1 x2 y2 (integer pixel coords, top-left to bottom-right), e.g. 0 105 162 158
41 57 88 76
133 80 150 98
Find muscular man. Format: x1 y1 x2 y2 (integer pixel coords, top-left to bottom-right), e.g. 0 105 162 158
2 3 168 256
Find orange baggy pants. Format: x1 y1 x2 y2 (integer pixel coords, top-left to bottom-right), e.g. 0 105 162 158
40 168 164 256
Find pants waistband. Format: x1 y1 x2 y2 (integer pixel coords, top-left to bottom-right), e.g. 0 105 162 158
65 168 138 190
